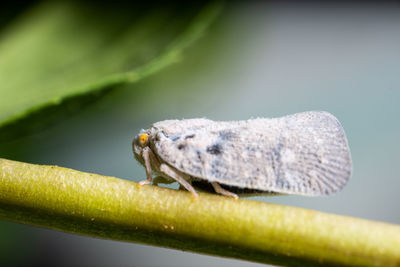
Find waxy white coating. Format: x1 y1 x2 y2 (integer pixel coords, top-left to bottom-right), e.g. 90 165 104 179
133 111 352 197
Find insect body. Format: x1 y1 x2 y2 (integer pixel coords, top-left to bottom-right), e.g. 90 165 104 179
132 111 352 198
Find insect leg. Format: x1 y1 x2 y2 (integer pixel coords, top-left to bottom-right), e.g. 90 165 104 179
211 182 239 199
138 147 154 187
159 164 199 198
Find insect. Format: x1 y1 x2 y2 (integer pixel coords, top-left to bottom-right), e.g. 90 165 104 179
132 111 352 199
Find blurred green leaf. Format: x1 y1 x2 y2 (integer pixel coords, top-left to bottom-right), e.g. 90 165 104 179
0 1 222 142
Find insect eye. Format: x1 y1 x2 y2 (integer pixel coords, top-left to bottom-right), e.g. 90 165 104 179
139 133 149 146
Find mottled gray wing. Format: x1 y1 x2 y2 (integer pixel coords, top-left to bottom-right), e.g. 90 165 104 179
151 112 352 196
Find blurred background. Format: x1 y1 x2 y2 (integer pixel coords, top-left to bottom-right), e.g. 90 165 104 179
1 1 400 266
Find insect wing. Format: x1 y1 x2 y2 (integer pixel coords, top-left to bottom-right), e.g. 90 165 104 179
152 112 351 196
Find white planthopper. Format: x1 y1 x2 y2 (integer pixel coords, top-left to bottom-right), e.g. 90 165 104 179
132 111 352 199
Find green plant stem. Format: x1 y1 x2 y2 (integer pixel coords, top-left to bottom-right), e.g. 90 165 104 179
0 158 399 266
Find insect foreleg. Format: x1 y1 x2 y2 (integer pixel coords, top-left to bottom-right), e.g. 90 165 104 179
211 182 238 199
159 164 199 198
138 147 158 187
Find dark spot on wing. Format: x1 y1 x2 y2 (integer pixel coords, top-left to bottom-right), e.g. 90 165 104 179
218 130 237 141
162 131 181 142
271 144 284 183
184 134 195 139
272 148 281 162
314 154 322 164
178 144 185 150
270 153 276 173
196 151 202 161
206 143 223 155
171 135 181 141
245 146 256 152
277 142 284 149
210 162 223 177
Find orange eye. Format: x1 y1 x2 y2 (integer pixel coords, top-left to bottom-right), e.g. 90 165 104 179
139 133 149 145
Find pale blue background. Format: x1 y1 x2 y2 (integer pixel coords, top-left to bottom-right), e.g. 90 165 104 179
1 2 400 266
